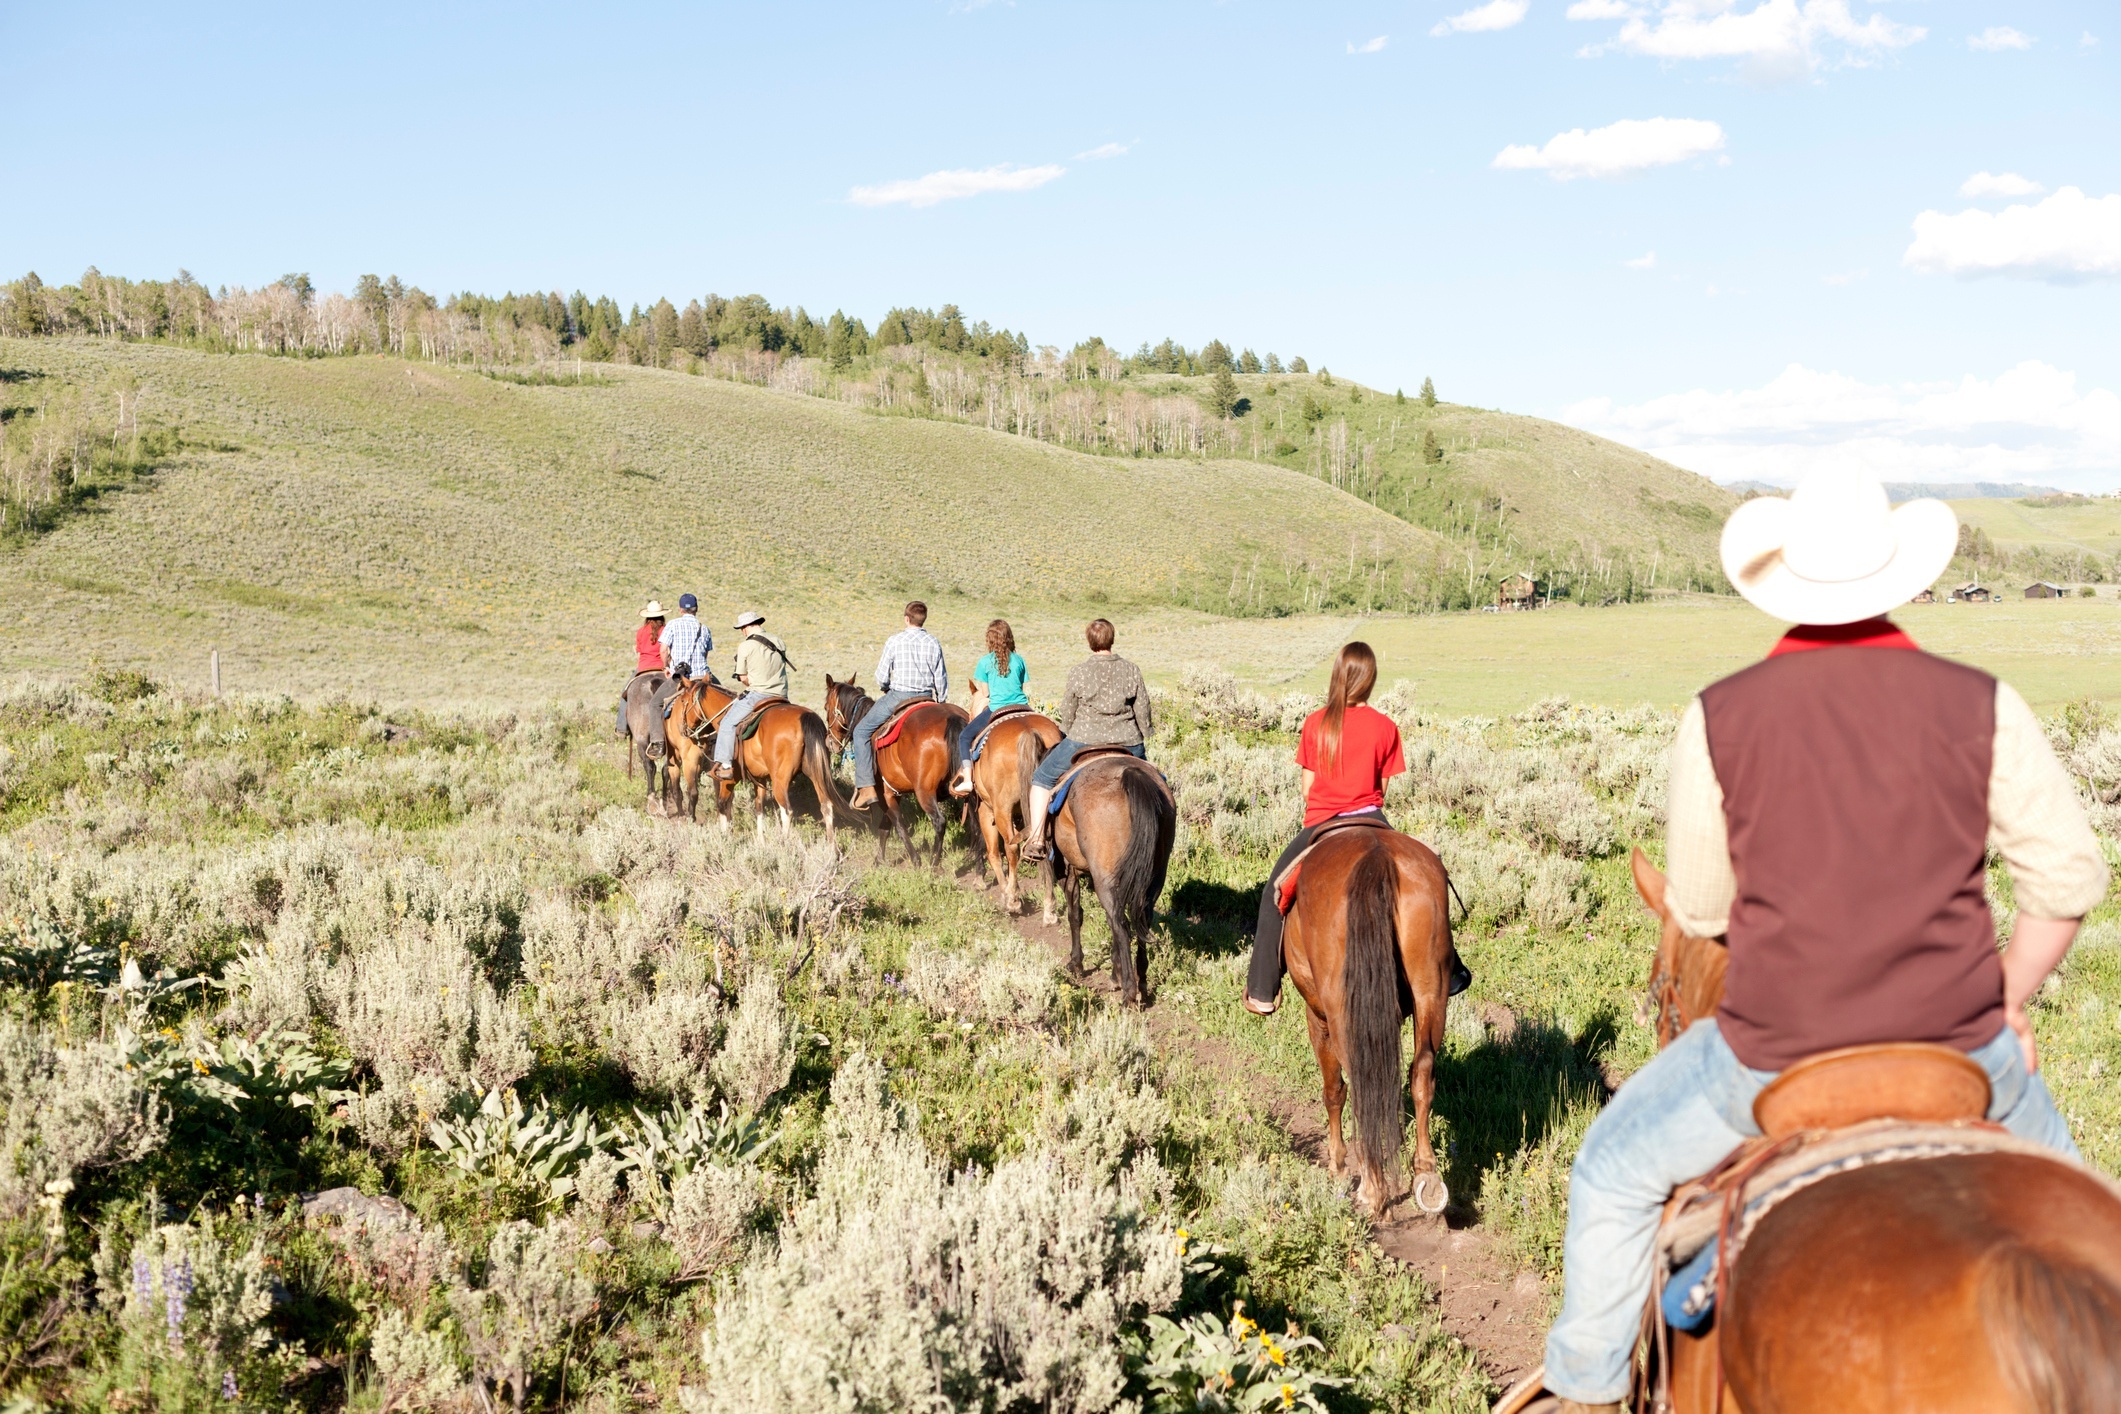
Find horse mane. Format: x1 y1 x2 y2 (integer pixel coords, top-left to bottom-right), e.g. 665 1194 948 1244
1981 1241 2121 1413
1342 841 1405 1188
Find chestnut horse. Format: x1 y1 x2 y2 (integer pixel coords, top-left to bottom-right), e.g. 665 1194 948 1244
1023 741 1175 1009
1607 849 2121 1414
822 675 967 866
1279 827 1455 1221
965 710 1062 917
691 685 847 840
660 677 728 822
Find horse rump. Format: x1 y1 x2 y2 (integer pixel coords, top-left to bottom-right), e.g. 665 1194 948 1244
1342 842 1405 1192
1981 1239 2121 1413
1110 763 1172 937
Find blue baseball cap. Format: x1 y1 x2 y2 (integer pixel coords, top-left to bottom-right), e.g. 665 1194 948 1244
678 593 699 611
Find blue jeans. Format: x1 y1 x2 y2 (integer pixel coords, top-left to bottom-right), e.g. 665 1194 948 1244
713 691 780 767
1544 1019 2079 1403
961 707 993 766
1031 737 1145 790
851 689 929 788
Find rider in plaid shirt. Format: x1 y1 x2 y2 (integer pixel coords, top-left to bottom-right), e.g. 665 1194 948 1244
849 601 948 809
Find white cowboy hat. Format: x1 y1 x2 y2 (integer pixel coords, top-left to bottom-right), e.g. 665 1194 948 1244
1720 471 1958 625
641 600 666 618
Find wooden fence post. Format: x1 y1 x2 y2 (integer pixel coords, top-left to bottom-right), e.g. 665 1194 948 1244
211 648 221 697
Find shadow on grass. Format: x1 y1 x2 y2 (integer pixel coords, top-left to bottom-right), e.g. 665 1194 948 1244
1431 1008 1618 1217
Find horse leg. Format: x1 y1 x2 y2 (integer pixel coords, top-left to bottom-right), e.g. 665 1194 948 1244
1064 867 1087 978
885 786 917 864
1307 1008 1349 1178
919 785 950 869
1095 871 1140 1006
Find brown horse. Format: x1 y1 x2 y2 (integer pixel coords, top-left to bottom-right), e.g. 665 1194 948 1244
822 676 967 866
700 690 847 841
964 710 1062 917
1025 742 1175 1008
660 676 730 822
1604 850 2121 1414
1279 827 1455 1221
620 671 675 814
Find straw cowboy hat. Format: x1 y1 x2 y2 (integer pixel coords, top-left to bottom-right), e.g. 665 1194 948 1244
1720 470 1958 625
640 600 666 619
733 610 765 629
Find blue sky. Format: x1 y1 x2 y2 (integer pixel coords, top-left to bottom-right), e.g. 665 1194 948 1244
4 1 2116 487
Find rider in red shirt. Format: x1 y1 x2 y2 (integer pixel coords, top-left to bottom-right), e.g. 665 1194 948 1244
618 601 669 737
1244 641 1469 1013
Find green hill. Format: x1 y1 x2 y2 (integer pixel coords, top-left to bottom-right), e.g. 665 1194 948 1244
1951 496 2121 560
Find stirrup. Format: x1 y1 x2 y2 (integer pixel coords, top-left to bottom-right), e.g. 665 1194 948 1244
1019 835 1048 862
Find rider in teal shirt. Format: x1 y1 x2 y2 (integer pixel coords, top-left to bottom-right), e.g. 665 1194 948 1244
951 620 1030 796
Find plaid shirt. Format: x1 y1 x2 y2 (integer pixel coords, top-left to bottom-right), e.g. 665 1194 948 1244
659 615 714 677
875 627 947 699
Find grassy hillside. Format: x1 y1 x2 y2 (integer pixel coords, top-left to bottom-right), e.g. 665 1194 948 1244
0 338 1453 701
1952 495 2121 558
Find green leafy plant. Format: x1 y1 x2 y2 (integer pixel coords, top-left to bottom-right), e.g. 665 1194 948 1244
0 916 116 992
428 1088 615 1201
1134 1303 1342 1412
615 1098 772 1220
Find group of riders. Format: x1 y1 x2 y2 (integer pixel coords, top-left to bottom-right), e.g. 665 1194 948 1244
613 465 2115 1412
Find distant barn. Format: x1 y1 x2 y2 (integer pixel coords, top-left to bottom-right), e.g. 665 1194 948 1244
2023 581 2067 600
1949 582 1995 603
1497 571 1540 611
1909 588 1935 604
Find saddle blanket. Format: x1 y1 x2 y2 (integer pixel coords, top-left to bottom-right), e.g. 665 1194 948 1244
733 699 787 744
1654 1119 2066 1331
1049 753 1169 817
872 702 925 751
1273 814 1395 914
967 704 1034 763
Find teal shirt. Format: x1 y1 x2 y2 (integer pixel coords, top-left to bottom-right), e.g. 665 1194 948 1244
974 651 1030 709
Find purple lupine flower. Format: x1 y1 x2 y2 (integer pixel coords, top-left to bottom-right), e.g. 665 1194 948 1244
166 1256 193 1350
222 1369 239 1401
133 1255 152 1305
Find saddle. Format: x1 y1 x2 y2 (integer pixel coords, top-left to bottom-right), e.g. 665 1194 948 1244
734 698 789 744
1048 748 1171 817
967 703 1034 762
871 700 930 752
1272 813 1394 915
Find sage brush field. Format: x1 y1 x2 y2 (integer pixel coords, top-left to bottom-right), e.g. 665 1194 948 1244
0 669 2116 1411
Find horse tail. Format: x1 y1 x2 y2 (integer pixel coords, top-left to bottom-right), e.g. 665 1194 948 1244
1981 1239 2121 1412
1109 765 1167 934
802 710 847 816
1343 841 1406 1189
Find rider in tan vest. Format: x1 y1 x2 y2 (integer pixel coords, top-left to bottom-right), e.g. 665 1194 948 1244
1529 470 2107 1413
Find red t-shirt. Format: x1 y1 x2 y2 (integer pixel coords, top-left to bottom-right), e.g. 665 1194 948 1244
635 623 665 672
1296 703 1406 826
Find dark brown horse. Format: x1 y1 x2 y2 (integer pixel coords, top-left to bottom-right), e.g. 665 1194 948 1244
964 710 1062 917
1025 741 1175 1008
1607 849 2121 1414
1279 828 1455 1221
822 675 967 866
620 670 675 814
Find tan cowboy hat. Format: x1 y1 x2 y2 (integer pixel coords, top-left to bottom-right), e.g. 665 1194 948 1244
734 610 765 629
641 600 666 618
1720 470 1957 625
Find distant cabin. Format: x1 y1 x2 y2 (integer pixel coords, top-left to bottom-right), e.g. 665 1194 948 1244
1949 582 1995 604
1909 588 1936 604
2023 581 2067 600
1497 572 1540 611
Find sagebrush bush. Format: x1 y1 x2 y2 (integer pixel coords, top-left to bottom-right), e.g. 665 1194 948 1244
0 1015 164 1220
449 1219 595 1413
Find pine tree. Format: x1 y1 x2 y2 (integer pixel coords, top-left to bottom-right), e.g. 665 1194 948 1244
1239 348 1261 374
1420 377 1437 407
1204 365 1239 418
1396 388 1406 404
1421 428 1442 464
1200 339 1233 373
1290 356 1309 373
1318 367 1333 387
1265 353 1284 374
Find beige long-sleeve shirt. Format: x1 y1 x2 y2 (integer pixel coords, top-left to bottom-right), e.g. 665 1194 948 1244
1666 680 2109 938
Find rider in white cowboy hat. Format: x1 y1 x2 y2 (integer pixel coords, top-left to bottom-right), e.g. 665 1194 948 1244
711 610 795 782
1526 469 2106 1414
618 600 669 739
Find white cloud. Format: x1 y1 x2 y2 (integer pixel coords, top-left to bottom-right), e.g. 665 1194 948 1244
1074 142 1129 160
1960 171 2044 199
1625 250 1658 268
848 163 1065 209
1494 117 1725 180
1564 362 2121 491
1348 34 1389 53
1905 188 2121 281
2084 32 2100 48
1968 25 2032 51
1574 1 1925 81
1431 0 1529 36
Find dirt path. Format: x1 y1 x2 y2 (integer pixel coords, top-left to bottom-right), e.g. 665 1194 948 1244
968 869 1549 1391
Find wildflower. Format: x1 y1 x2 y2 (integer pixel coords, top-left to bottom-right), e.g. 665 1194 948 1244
222 1370 238 1401
166 1256 194 1350
132 1256 152 1304
192 1055 210 1074
1263 1336 1286 1366
1281 1385 1296 1409
1175 1227 1190 1255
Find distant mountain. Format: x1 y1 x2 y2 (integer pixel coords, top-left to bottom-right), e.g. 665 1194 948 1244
1720 479 2069 502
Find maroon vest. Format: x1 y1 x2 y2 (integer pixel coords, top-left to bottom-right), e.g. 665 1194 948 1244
1700 647 2002 1072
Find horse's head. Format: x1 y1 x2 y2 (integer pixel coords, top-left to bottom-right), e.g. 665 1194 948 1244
821 674 868 752
1631 847 1729 1049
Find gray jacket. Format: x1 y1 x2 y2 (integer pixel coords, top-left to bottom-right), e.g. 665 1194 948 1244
1057 655 1153 747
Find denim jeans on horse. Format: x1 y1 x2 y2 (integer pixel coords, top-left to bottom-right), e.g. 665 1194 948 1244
960 706 993 768
1543 1017 2079 1404
1030 737 1145 791
851 689 931 789
713 691 779 768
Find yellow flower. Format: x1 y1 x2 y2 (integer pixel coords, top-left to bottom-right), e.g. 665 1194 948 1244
1280 1385 1296 1409
191 1056 210 1074
1263 1338 1286 1367
1175 1228 1190 1255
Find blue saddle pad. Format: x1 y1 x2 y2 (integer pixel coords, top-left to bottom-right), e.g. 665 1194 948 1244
1662 1240 1718 1332
1048 756 1164 817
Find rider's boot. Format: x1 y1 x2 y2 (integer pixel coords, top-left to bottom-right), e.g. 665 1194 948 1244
1019 784 1055 860
948 760 975 797
849 785 879 810
710 761 737 783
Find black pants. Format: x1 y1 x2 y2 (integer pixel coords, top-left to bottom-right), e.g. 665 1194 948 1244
1245 815 1470 1005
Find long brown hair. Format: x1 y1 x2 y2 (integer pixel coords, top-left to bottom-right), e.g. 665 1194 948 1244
985 618 1015 669
1317 641 1378 769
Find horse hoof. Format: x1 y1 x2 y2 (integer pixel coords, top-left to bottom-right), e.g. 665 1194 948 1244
1412 1172 1449 1215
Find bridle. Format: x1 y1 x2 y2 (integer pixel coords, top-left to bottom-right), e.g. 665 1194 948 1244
674 677 739 744
822 682 870 756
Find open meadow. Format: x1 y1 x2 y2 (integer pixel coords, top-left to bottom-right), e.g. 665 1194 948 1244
1 659 2118 1412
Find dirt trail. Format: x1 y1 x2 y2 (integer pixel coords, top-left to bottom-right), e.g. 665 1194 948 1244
972 871 1549 1391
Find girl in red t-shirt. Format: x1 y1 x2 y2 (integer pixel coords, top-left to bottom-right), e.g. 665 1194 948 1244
1244 642 1469 1013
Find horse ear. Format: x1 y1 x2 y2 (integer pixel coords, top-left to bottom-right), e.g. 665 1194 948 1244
1630 847 1668 919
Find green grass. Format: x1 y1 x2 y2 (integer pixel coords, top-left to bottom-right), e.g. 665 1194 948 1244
1952 495 2121 557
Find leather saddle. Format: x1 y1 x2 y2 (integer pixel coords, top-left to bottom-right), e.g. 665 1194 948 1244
1272 813 1394 915
1048 747 1171 817
871 700 931 751
967 704 1036 761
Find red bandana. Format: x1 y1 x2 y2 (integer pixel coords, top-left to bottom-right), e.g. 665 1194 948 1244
1766 617 1920 658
